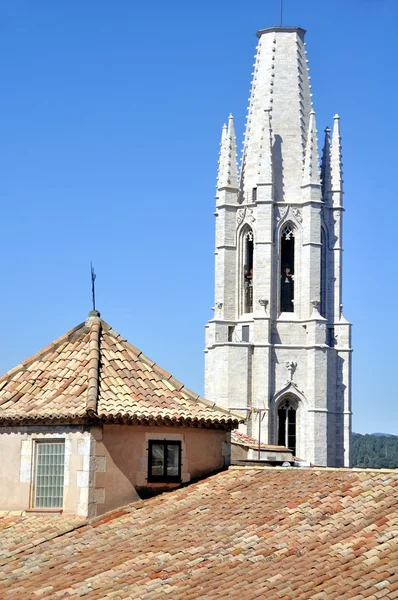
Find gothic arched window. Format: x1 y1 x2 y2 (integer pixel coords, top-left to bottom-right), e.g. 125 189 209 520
243 228 254 313
280 224 295 313
277 398 297 455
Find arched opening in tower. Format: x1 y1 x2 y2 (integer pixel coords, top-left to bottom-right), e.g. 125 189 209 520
277 399 297 455
243 230 254 313
280 226 295 313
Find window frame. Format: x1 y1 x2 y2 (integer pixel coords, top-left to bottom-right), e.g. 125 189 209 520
279 223 296 315
147 440 182 483
33 439 65 509
276 398 298 456
242 325 250 343
238 225 254 316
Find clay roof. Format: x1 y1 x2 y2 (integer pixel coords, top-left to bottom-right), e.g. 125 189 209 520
231 429 290 452
0 312 241 429
1 466 398 598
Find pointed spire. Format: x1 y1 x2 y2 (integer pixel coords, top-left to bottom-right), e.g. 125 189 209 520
242 27 312 201
321 126 332 202
257 108 273 185
216 123 228 189
227 113 239 189
216 114 238 191
331 114 343 193
302 109 320 187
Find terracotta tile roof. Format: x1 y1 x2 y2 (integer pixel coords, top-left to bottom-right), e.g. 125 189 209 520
232 429 290 451
0 312 242 429
1 467 398 598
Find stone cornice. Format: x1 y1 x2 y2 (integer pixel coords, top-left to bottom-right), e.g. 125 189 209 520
207 342 352 352
275 200 323 207
256 26 306 38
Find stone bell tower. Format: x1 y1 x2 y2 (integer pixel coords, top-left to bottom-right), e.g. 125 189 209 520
204 26 352 466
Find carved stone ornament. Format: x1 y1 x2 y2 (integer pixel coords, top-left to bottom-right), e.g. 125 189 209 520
276 206 288 222
282 223 295 240
285 361 297 381
258 298 269 311
292 207 302 223
247 208 256 223
311 299 321 313
237 208 246 226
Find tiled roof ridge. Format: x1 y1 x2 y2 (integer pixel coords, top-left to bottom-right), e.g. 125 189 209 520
0 322 87 388
101 320 244 422
229 464 398 473
85 313 101 415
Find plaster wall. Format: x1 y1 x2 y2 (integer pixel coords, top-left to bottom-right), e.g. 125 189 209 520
0 426 90 516
0 424 231 517
94 425 230 515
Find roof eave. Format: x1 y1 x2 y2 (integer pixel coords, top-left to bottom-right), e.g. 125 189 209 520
0 413 242 431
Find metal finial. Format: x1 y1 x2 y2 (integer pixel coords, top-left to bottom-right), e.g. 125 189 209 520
90 262 96 311
280 0 283 26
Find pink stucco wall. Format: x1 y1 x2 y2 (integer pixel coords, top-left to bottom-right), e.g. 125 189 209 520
0 424 231 517
95 425 230 515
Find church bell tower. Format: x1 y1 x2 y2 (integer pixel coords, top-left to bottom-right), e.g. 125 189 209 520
204 26 352 467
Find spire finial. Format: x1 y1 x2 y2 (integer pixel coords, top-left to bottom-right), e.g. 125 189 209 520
331 114 343 194
302 109 320 187
216 115 238 191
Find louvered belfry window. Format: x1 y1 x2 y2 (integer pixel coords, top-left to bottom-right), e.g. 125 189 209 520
34 441 65 508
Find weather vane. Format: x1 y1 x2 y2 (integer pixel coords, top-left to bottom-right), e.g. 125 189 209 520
90 262 96 311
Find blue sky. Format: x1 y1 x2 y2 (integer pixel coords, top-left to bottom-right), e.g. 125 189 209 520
0 0 397 434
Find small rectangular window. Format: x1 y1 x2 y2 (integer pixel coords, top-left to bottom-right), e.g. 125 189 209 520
148 440 181 483
228 326 235 342
242 325 250 343
34 441 65 508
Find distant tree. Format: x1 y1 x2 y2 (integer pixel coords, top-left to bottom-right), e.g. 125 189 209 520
351 433 398 469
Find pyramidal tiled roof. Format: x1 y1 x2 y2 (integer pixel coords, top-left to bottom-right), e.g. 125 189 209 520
0 311 242 429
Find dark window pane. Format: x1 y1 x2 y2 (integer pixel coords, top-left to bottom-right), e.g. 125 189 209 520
278 409 286 446
242 325 250 342
287 410 296 455
280 228 295 313
243 230 254 313
166 444 180 477
150 444 164 476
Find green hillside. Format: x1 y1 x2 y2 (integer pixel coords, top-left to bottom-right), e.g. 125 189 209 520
352 433 398 469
